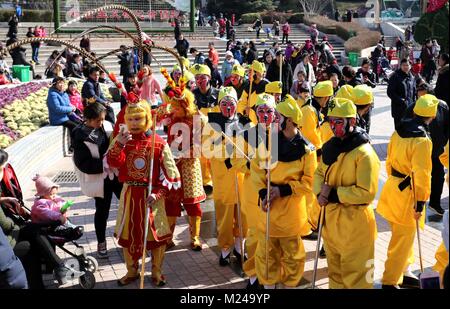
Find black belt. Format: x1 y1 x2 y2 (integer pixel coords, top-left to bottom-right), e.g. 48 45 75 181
391 167 411 191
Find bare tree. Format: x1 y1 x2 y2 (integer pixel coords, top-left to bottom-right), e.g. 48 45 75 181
298 0 331 16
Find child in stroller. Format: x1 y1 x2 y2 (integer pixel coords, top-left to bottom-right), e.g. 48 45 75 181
1 165 98 288
377 55 394 84
31 174 83 242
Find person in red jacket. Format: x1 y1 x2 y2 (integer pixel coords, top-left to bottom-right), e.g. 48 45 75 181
412 58 423 77
208 42 219 68
282 22 291 44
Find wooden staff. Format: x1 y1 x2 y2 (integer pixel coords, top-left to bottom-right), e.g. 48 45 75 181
265 124 272 281
139 112 158 289
312 165 332 289
312 199 326 289
235 173 245 272
412 172 424 273
246 67 254 117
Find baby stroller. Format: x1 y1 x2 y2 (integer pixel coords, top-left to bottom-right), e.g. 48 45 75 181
377 55 394 84
0 163 98 289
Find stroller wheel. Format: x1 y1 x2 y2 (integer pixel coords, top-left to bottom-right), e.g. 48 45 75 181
85 256 98 273
79 271 96 289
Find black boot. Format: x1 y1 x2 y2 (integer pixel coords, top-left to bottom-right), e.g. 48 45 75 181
219 253 231 266
400 275 420 289
319 245 326 258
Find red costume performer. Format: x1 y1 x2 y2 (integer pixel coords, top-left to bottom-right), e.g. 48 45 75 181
158 68 206 251
107 96 181 287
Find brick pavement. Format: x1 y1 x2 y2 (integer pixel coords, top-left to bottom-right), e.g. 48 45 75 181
20 85 447 289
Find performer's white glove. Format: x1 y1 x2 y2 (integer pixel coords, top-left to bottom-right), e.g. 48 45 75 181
146 193 158 207
102 156 118 180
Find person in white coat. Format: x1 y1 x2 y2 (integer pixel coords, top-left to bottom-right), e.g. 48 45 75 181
293 53 316 86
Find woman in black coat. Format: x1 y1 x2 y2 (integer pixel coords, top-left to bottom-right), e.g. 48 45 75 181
6 36 36 79
7 15 18 39
71 103 122 258
435 53 449 106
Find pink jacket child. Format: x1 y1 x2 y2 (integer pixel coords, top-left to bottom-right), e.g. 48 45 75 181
67 80 84 112
31 175 67 225
68 89 83 111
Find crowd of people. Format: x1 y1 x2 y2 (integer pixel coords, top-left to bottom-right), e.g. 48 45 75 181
0 15 449 291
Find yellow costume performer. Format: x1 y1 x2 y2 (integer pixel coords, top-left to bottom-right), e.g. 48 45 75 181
377 94 439 289
252 96 315 288
299 81 334 233
158 70 206 251
191 64 219 189
238 60 269 124
232 93 277 288
313 98 380 289
205 87 249 265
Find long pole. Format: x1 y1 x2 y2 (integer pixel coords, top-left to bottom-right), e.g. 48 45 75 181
235 173 245 270
312 204 325 289
411 172 424 273
265 124 271 281
247 68 254 118
139 113 158 289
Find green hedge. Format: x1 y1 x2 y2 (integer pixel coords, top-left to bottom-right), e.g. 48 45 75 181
241 11 304 24
304 15 381 54
288 13 304 24
414 4 449 53
240 13 261 24
0 9 53 22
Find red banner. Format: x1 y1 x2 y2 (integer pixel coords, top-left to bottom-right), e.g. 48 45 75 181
427 0 449 13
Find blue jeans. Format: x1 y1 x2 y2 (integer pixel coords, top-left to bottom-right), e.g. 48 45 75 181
32 46 39 63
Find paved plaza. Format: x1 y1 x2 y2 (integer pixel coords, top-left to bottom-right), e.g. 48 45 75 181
18 83 448 289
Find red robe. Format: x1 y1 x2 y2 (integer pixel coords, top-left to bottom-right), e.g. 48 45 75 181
107 132 181 260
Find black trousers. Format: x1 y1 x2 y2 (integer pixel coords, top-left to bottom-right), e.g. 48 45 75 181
105 105 116 124
429 155 445 207
94 176 123 243
282 34 289 44
363 109 372 134
62 120 79 132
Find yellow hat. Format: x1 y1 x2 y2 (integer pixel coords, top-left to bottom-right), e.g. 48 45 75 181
180 57 190 70
255 93 276 108
413 94 439 117
276 94 303 125
313 80 334 98
172 64 182 72
218 87 238 102
190 64 211 76
335 85 355 101
265 81 283 94
231 64 245 77
353 85 374 106
327 98 357 118
251 60 266 74
182 70 195 83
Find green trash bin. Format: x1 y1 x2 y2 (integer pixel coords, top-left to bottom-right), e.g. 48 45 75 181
17 66 31 82
348 52 359 67
11 65 24 79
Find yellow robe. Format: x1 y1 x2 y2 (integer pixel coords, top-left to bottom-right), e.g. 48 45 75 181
377 133 432 228
313 142 380 289
377 131 432 286
251 133 315 286
203 120 246 251
299 104 323 151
